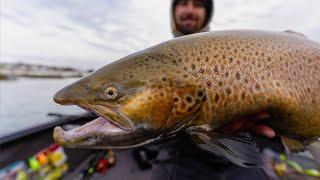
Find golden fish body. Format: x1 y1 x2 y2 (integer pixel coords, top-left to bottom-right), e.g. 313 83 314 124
53 30 320 166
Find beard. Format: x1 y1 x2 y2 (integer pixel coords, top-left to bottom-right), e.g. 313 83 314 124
177 13 204 35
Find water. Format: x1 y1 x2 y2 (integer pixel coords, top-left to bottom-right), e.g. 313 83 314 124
0 78 85 137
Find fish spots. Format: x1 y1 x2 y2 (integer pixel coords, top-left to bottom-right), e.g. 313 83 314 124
229 57 234 63
267 57 271 62
241 92 246 100
226 87 232 95
186 96 193 103
214 65 219 75
255 84 261 90
206 81 212 88
235 72 241 80
198 91 204 98
191 64 196 70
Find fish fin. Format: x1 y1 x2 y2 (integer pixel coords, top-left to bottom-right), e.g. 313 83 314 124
280 136 305 153
307 141 320 162
283 29 307 38
186 126 263 168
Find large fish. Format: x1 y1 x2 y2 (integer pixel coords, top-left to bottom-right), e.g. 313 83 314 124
53 30 320 167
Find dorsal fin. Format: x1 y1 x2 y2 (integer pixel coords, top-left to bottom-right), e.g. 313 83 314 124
283 29 307 38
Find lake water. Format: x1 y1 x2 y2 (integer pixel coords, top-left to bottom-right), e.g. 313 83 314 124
0 78 86 137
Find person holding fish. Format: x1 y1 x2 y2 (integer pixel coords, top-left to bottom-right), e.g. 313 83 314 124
150 0 278 179
53 0 320 179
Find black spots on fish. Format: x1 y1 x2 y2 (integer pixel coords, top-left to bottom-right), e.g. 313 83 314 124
130 75 134 78
197 57 201 62
172 60 177 64
308 59 313 64
198 91 204 98
187 107 193 112
205 56 209 62
198 68 204 74
225 71 230 77
214 65 219 75
183 74 188 78
218 81 223 86
206 81 212 88
236 60 241 65
307 87 311 93
255 51 259 56
255 84 261 91
191 64 196 70
235 72 241 80
229 57 234 63
285 62 289 68
241 92 246 100
222 55 226 59
186 96 193 103
276 82 281 87
173 97 179 102
162 77 167 81
178 58 183 62
267 57 272 62
226 87 232 95
160 92 165 97
244 78 249 84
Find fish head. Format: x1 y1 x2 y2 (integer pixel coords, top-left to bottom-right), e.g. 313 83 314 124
53 50 207 148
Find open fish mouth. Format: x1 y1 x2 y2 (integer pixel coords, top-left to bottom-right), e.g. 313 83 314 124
53 104 133 147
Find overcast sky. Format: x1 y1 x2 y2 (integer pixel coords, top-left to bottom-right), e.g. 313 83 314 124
1 0 320 69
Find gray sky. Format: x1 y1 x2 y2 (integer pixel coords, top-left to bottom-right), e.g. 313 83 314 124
1 0 320 69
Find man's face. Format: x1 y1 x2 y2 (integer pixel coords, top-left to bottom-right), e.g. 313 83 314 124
174 0 206 35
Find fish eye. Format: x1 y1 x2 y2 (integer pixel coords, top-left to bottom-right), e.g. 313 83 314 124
103 87 118 99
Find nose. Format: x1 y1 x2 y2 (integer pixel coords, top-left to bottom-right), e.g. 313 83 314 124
186 1 195 11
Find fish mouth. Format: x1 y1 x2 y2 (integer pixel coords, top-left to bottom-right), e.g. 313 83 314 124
53 104 134 147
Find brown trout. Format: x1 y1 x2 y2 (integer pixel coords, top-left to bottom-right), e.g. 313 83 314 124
53 30 320 167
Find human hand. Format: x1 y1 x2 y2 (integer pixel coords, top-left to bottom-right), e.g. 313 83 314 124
218 112 276 138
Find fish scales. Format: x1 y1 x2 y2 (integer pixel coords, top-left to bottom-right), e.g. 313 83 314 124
153 30 320 139
53 30 320 151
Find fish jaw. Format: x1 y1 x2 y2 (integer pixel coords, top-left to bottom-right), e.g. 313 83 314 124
53 115 156 149
53 116 124 147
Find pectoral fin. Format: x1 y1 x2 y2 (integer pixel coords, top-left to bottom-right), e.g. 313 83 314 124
186 126 263 168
